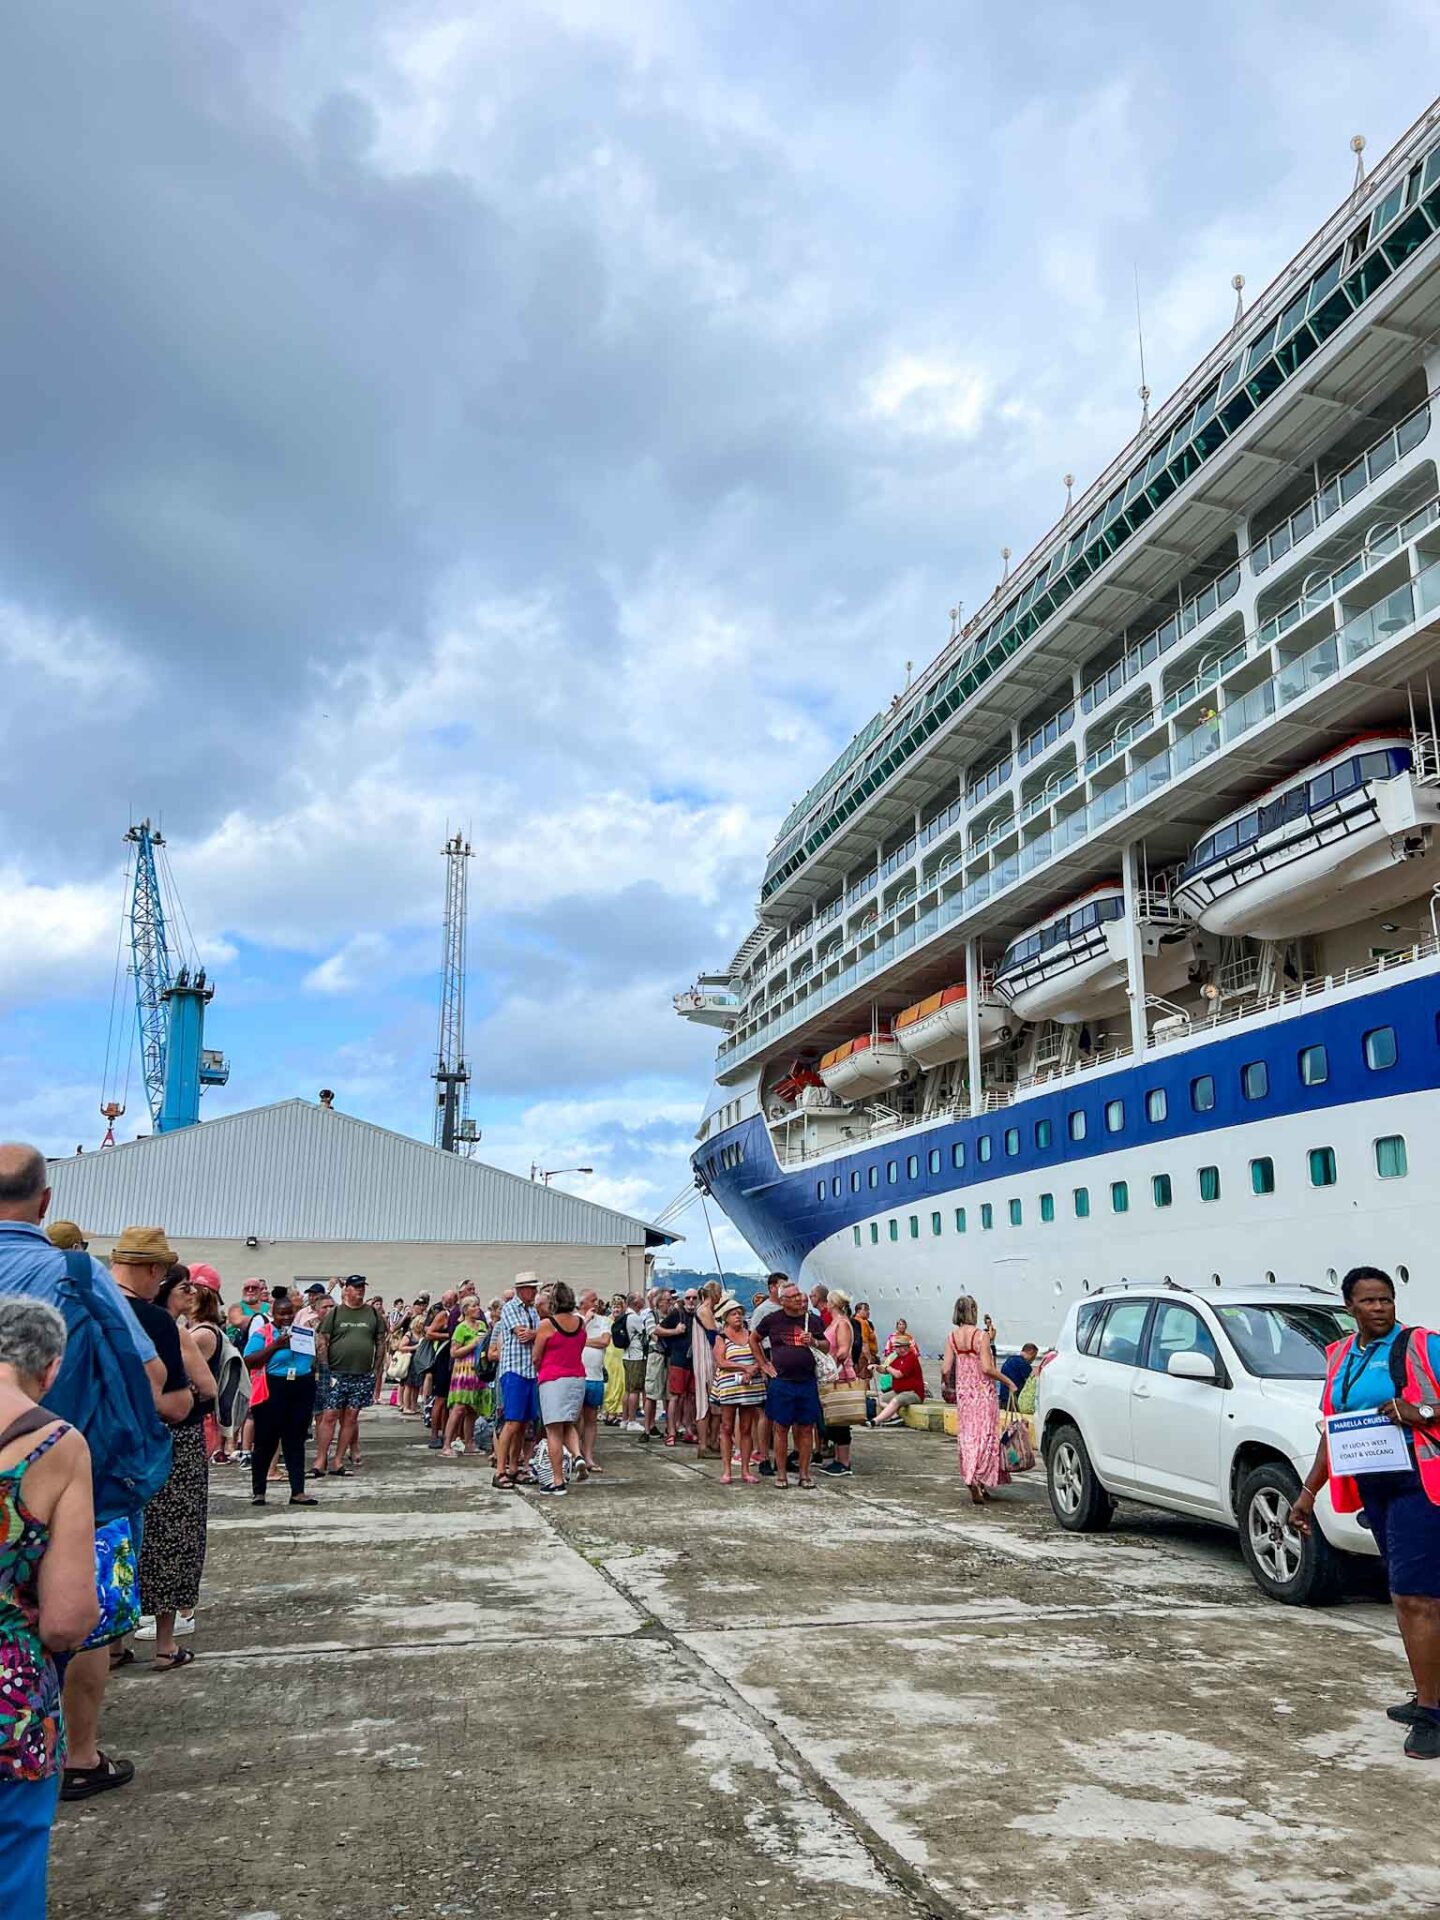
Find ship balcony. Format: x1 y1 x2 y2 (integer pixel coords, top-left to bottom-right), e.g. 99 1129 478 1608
1250 395 1432 576
675 983 741 1028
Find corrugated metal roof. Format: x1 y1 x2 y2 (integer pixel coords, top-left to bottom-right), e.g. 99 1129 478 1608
46 1101 677 1247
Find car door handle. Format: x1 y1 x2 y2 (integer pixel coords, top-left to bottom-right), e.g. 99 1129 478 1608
1132 1382 1151 1399
1071 1369 1088 1385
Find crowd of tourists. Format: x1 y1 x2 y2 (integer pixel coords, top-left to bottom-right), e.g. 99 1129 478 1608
4 1127 1440 1916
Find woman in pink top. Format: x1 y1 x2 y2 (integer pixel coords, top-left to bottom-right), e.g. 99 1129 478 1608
944 1295 1009 1505
821 1287 857 1478
531 1283 588 1497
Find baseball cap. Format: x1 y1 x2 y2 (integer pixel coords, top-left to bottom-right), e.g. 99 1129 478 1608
46 1222 87 1251
305 1283 329 1297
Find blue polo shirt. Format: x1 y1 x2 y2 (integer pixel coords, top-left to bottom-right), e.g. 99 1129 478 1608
245 1323 314 1382
1333 1327 1403 1412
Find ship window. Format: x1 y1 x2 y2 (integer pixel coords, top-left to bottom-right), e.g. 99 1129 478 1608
1009 1198 1023 1226
869 1222 879 1243
907 1154 920 1178
816 1181 825 1202
1298 1044 1328 1086
1308 1147 1337 1188
955 1206 967 1233
1375 1135 1408 1179
951 1142 966 1169
852 1227 862 1247
1073 1186 1090 1219
1250 1156 1276 1195
868 1165 879 1189
909 1214 919 1239
1040 1192 1055 1222
850 1171 861 1193
887 1161 898 1184
1191 1074 1215 1112
1111 1180 1129 1213
980 1203 994 1230
1152 1173 1172 1208
1004 1127 1020 1157
1241 1060 1268 1101
1198 1165 1221 1202
832 1176 842 1198
1035 1118 1053 1149
889 1218 899 1241
928 1148 942 1174
1309 768 1335 806
1146 1088 1167 1123
978 1135 993 1163
1363 1026 1397 1071
1069 1109 1087 1141
1105 1099 1124 1133
931 1211 943 1235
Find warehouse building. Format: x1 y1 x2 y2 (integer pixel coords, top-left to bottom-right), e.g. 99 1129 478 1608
46 1098 676 1294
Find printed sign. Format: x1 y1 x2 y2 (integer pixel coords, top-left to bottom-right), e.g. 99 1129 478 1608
288 1324 317 1358
1325 1409 1410 1475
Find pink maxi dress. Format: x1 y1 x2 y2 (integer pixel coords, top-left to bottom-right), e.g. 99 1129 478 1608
947 1327 1009 1489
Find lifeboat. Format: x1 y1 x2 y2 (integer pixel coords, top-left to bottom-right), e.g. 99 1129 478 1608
771 1060 823 1105
1173 734 1440 940
994 883 1195 1025
893 984 1008 1069
818 1031 907 1099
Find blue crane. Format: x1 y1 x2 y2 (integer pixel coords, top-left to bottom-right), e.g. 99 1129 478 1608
120 821 229 1134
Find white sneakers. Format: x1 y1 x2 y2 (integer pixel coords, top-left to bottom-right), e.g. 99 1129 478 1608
133 1612 195 1640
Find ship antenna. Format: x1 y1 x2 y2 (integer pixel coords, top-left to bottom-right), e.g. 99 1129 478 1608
1350 133 1367 202
1000 547 1011 583
1133 265 1151 431
1230 273 1246 335
1063 473 1074 516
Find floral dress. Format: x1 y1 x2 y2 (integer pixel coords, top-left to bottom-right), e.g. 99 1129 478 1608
948 1330 1009 1491
0 1423 70 1780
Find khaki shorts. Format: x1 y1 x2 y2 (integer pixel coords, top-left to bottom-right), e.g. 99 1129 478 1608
624 1357 647 1394
643 1349 667 1403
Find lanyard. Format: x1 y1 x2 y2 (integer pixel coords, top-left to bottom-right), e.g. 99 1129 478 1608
1338 1336 1389 1408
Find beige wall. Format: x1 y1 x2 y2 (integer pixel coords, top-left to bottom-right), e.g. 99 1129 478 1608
148 1238 650 1301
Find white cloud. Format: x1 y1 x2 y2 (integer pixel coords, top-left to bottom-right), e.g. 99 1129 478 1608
867 353 992 439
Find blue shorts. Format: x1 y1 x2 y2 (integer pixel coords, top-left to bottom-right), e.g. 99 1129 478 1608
0 1773 60 1918
1362 1464 1440 1597
81 1516 140 1649
323 1371 376 1413
583 1380 605 1408
499 1372 540 1427
766 1375 823 1430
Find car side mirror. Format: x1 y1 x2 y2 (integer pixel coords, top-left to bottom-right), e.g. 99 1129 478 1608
1167 1350 1217 1383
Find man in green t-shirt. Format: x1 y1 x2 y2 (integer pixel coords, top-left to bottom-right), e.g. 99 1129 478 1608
313 1276 386 1476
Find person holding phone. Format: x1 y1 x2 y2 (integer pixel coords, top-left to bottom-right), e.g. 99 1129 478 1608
244 1293 318 1507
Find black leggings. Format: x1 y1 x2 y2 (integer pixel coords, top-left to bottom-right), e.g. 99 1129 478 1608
251 1375 317 1498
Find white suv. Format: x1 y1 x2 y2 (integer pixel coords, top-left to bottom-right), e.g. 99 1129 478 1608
1036 1282 1375 1603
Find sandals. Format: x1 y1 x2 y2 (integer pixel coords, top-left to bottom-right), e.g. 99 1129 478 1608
109 1646 136 1669
491 1473 516 1491
289 1494 319 1506
798 1476 818 1490
154 1647 196 1671
61 1752 135 1802
719 1473 733 1486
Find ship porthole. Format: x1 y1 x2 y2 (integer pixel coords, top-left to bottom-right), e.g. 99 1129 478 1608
1264 1270 1276 1285
1326 1267 1338 1286
1210 1273 1221 1287
1053 1279 1063 1295
1398 1263 1411 1285
1081 1279 1090 1293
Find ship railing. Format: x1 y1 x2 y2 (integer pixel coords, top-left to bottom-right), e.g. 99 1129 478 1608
1251 398 1432 574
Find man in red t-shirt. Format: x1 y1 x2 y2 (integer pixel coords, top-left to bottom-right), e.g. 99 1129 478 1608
809 1282 833 1329
750 1282 826 1487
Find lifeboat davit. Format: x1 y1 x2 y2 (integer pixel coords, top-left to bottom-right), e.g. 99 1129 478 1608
818 1031 907 1099
893 984 1009 1069
994 883 1195 1025
1173 735 1440 941
771 1060 823 1105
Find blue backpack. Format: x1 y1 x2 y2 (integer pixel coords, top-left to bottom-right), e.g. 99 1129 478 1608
49 1251 173 1524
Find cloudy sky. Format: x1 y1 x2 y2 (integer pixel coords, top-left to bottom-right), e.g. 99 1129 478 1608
2 1 1435 1264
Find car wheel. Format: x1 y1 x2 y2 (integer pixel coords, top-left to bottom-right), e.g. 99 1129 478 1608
1236 1461 1342 1606
1045 1423 1114 1533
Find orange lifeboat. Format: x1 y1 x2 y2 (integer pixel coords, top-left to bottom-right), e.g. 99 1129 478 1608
817 1030 907 1100
893 983 1008 1068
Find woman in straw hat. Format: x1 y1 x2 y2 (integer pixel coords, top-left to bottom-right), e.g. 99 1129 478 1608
710 1298 764 1486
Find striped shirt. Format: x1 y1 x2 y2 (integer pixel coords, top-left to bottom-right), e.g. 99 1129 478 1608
499 1298 539 1379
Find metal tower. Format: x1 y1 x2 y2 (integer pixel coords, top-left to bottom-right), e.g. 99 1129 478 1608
432 833 473 1152
125 822 173 1128
116 821 229 1133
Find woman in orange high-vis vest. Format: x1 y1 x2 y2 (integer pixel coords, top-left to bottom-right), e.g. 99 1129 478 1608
1291 1266 1440 1761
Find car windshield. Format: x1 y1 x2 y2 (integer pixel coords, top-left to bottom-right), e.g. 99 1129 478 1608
1214 1303 1354 1378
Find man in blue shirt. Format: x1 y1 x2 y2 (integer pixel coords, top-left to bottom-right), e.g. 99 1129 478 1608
0 1143 188 1805
999 1343 1040 1402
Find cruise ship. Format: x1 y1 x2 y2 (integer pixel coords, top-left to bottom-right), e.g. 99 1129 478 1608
677 100 1440 1355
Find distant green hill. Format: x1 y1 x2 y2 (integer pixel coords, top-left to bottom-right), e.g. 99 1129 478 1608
651 1265 767 1291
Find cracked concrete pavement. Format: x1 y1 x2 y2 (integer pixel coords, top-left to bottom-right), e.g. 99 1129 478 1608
50 1411 1440 1920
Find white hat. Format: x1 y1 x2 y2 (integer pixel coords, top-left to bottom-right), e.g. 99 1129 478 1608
514 1271 539 1289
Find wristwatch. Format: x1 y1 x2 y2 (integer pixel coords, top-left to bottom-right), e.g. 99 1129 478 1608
1418 1402 1438 1423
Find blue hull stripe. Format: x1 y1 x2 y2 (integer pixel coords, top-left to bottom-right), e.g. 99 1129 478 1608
696 971 1439 1277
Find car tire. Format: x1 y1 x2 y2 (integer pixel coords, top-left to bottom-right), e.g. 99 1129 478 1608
1045 1422 1114 1533
1236 1460 1342 1606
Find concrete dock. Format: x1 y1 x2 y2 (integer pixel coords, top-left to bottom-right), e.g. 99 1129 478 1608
51 1412 1440 1919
